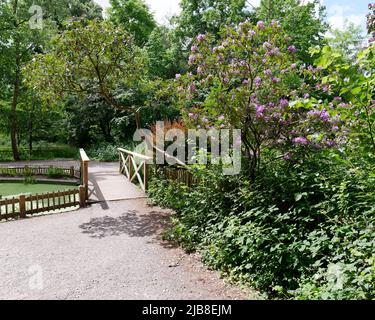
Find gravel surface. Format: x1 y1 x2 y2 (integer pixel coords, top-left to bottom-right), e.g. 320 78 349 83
0 199 259 300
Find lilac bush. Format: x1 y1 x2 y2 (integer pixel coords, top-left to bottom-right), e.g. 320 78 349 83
175 20 342 178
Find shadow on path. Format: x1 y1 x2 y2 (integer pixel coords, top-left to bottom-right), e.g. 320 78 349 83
79 210 171 239
88 174 109 210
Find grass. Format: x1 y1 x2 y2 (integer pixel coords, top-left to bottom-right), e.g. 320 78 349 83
0 183 77 198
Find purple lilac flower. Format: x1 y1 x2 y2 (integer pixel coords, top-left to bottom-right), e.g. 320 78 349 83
290 63 297 69
191 45 198 52
197 66 203 74
249 30 256 37
188 55 197 64
272 77 280 83
288 45 297 53
255 76 262 87
256 105 265 118
188 112 195 118
218 115 225 121
242 79 249 85
283 152 293 161
175 74 181 80
263 41 271 49
293 137 309 145
279 98 289 108
197 34 206 42
320 109 330 122
257 21 265 29
264 69 272 77
334 96 342 102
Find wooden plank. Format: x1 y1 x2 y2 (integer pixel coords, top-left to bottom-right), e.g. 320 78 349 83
117 148 153 161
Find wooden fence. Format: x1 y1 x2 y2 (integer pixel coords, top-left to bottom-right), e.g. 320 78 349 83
157 166 197 187
0 166 80 179
0 186 85 221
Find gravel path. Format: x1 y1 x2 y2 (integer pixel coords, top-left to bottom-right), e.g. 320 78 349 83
0 199 258 300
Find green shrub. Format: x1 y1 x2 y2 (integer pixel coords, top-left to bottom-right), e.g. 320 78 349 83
47 167 68 178
23 167 35 184
148 158 375 299
87 144 119 162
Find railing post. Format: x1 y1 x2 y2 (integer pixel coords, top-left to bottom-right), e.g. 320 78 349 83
70 166 74 177
144 162 149 191
119 151 122 173
129 155 133 182
79 185 86 208
84 161 89 200
79 149 90 201
19 195 26 219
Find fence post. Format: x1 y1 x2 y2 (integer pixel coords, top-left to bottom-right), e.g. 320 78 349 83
19 195 26 218
79 185 86 208
144 162 149 191
70 166 74 177
79 149 90 201
129 155 133 182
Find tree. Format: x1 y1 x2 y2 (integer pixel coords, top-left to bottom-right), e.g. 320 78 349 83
108 0 156 46
164 0 253 78
0 0 102 160
311 5 375 154
176 20 341 179
145 26 183 79
25 20 147 129
174 0 251 41
256 0 328 64
327 21 365 60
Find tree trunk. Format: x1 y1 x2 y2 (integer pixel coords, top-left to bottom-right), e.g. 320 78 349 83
29 109 33 156
10 60 21 161
10 0 20 161
135 111 142 130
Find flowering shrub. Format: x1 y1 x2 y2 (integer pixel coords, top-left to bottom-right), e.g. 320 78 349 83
175 20 342 178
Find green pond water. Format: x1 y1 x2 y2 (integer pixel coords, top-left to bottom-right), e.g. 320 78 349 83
0 183 76 198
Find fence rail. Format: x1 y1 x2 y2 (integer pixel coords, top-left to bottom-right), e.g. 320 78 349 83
0 166 80 179
0 187 84 221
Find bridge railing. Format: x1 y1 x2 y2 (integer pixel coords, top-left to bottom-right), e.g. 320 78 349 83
79 148 90 202
118 147 198 190
117 148 152 191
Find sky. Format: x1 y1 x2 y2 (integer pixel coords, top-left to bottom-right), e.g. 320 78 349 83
95 0 369 31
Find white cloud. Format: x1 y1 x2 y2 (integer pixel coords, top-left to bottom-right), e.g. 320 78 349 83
327 4 366 30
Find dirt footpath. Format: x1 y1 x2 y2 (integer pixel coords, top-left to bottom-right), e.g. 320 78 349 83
0 199 258 300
